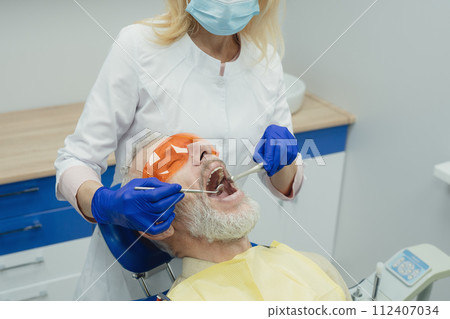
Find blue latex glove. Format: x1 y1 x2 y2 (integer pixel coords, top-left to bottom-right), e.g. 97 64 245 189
91 178 184 235
253 124 298 177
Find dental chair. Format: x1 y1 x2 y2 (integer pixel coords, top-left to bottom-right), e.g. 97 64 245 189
98 223 176 300
98 223 259 301
99 225 450 301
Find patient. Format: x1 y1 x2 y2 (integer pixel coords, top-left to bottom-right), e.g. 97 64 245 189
124 132 351 301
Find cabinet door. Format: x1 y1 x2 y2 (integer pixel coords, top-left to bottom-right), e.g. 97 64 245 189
0 275 80 301
0 165 115 221
0 176 65 220
245 152 346 257
0 206 94 256
0 237 90 294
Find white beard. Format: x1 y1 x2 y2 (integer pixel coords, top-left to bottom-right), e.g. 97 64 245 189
175 194 260 243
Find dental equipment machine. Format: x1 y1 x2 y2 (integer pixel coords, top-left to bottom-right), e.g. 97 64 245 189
350 244 450 301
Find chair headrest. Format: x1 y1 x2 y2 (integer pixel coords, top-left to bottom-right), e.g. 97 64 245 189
98 224 173 274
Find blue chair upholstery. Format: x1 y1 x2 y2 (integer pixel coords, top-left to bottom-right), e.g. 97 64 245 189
98 223 173 274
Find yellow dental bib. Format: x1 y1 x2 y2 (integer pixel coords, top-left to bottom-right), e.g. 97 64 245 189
167 241 346 301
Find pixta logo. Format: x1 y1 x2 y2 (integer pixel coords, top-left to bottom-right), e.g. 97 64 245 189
124 129 325 176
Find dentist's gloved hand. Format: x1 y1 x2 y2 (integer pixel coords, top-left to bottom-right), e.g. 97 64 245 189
91 178 184 235
253 124 298 177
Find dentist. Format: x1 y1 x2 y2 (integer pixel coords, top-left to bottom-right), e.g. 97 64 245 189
55 0 303 300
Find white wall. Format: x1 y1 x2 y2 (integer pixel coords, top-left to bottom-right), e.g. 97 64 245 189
282 0 450 300
0 0 164 113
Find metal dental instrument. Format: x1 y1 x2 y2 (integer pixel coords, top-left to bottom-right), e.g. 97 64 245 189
231 163 264 182
134 184 224 194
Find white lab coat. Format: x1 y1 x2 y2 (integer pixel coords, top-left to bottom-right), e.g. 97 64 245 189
55 24 298 300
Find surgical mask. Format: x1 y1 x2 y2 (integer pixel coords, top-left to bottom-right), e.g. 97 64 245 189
186 0 260 36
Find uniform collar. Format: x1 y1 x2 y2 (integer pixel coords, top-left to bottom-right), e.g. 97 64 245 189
177 33 253 77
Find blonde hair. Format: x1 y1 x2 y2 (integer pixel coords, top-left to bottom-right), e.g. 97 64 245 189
137 0 284 61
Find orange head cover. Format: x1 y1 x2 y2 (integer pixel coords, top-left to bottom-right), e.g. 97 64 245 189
143 133 218 182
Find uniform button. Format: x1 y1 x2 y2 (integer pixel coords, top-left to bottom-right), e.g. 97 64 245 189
217 79 225 87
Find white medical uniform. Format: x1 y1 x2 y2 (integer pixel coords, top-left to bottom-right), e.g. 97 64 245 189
55 24 302 300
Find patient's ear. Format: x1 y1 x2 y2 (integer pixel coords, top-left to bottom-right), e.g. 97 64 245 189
139 225 174 241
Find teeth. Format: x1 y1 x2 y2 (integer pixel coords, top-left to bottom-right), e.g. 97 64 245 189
206 166 224 188
211 166 223 174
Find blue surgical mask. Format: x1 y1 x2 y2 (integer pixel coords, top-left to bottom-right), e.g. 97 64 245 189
186 0 260 36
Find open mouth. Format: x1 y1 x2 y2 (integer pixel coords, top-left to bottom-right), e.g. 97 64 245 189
205 165 238 199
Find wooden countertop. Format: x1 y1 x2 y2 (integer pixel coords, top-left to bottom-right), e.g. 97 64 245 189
292 93 355 133
0 93 354 185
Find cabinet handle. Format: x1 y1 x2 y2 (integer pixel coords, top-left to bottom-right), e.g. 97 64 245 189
20 289 48 301
0 256 44 272
0 223 42 237
1 285 48 301
0 187 39 198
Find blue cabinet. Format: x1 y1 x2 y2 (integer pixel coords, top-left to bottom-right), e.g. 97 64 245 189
0 166 115 256
295 125 349 159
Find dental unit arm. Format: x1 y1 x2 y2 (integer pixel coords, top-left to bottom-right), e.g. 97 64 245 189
350 244 450 301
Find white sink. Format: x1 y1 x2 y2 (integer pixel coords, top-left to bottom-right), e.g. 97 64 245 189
434 161 450 185
284 73 306 114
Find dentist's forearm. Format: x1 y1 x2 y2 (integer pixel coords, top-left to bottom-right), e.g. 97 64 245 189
76 180 103 221
269 162 297 196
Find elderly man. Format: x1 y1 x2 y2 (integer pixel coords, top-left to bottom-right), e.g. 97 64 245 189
125 132 350 301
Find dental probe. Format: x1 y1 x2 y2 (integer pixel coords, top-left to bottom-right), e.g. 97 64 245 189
134 184 224 194
372 262 384 301
231 163 264 182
